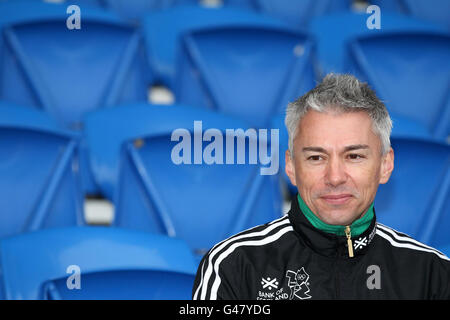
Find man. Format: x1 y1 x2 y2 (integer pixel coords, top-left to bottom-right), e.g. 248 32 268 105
192 74 450 300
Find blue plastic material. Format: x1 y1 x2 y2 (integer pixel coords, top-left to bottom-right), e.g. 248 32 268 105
389 113 435 141
371 0 450 30
85 104 284 256
226 0 350 29
0 0 150 127
0 102 84 238
84 103 249 200
102 0 196 23
374 138 450 243
346 31 450 140
422 168 450 249
0 227 197 300
174 24 316 128
309 11 446 77
142 5 295 88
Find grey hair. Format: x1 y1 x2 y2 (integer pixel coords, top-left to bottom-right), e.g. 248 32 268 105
285 73 392 156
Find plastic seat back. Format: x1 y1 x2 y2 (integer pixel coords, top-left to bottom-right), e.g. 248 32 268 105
310 11 446 76
346 32 450 139
420 169 450 249
0 227 196 300
375 138 450 241
102 0 196 23
105 104 283 256
0 1 150 127
371 0 450 29
402 0 450 29
0 102 84 238
142 5 295 88
175 25 316 128
227 0 350 28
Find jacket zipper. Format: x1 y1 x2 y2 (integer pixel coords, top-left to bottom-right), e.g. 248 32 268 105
345 225 354 258
334 226 354 298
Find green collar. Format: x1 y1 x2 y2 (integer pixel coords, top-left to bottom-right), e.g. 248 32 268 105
297 194 374 237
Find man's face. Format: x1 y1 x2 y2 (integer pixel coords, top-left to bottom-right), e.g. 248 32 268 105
285 109 394 226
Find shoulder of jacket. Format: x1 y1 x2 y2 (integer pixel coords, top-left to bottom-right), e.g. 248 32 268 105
192 215 293 300
375 223 450 262
204 215 293 262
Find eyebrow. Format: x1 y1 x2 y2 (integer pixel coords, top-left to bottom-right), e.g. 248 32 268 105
343 144 370 152
302 144 370 154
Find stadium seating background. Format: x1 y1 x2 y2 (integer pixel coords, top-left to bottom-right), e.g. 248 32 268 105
0 0 448 299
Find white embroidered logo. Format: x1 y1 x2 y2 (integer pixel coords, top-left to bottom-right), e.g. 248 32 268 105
354 236 368 250
261 277 279 290
285 267 312 300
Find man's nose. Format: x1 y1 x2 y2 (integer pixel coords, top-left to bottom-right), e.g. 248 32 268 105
324 157 347 187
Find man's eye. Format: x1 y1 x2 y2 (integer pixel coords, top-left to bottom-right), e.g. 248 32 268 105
307 155 323 161
347 154 363 160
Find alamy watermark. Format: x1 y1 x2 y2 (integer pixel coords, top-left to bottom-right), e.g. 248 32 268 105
170 121 279 176
66 264 81 290
366 265 381 290
66 5 81 30
366 5 381 30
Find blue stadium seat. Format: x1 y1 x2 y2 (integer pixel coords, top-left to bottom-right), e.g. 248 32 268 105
173 17 316 128
374 138 450 242
84 103 283 258
0 227 196 299
0 0 151 127
226 0 350 29
346 31 450 140
142 5 295 88
309 11 448 140
0 101 84 238
84 103 220 201
371 0 450 30
420 167 450 250
309 11 446 76
389 113 436 141
102 0 196 24
0 1 153 194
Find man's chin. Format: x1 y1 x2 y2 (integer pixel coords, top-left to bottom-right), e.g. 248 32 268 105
316 208 358 226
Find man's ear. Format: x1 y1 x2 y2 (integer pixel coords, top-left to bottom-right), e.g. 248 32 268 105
285 149 297 187
379 147 394 184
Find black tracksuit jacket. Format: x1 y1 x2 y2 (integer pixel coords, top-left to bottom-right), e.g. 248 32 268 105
192 196 450 300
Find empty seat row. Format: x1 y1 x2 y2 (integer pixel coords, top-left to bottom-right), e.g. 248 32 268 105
20 0 351 27
0 226 196 299
0 0 150 128
27 0 450 30
0 2 448 141
0 1 448 300
0 103 284 260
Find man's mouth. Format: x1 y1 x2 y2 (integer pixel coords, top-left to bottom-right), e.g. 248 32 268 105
320 194 353 205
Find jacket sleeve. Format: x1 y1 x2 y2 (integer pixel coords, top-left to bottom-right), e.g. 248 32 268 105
192 249 241 300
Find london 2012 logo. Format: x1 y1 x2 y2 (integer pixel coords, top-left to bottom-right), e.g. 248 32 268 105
286 267 312 300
